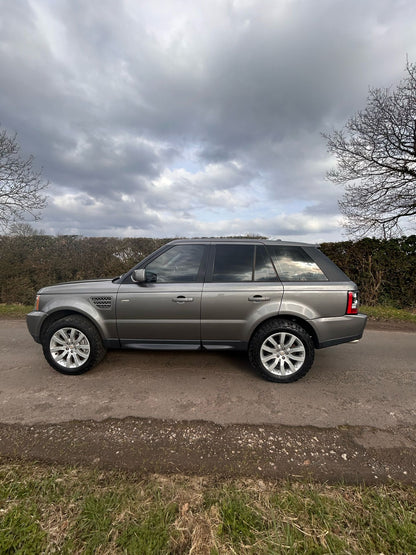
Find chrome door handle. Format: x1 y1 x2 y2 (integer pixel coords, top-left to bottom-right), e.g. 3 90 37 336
172 296 194 303
248 295 271 302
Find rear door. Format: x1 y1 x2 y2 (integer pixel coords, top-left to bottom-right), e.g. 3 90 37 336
201 243 283 349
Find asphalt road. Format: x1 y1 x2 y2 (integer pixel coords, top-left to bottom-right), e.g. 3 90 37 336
1 319 415 483
0 319 415 430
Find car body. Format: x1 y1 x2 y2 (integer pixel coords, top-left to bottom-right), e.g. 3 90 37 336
27 238 367 382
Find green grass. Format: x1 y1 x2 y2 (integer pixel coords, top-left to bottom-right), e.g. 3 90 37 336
0 461 415 554
361 304 416 323
0 304 33 318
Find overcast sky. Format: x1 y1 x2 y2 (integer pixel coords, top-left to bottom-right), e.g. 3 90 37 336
1 0 416 241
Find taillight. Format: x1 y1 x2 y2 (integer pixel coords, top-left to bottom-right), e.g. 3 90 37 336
346 291 359 315
35 295 40 311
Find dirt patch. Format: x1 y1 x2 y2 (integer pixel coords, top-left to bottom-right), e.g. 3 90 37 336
0 418 415 485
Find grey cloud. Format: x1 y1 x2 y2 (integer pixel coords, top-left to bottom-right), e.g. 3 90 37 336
1 0 416 239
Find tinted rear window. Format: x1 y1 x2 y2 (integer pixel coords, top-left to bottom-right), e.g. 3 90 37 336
268 246 328 282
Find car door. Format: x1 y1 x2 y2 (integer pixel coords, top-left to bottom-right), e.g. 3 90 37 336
201 243 284 349
116 243 208 348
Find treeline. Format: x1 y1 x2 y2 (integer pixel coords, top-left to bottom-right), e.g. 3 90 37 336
0 235 415 308
0 236 170 305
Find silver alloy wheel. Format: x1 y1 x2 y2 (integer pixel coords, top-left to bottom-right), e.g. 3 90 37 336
49 327 91 369
260 331 306 376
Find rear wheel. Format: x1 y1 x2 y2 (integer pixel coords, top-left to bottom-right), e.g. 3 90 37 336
248 319 314 383
42 315 106 375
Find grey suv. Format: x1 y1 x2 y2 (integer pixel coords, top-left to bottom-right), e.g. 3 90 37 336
27 239 367 382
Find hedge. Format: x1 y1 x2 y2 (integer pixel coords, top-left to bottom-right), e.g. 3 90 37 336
0 235 415 308
320 236 416 309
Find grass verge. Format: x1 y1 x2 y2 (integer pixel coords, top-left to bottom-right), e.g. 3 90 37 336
1 461 415 554
361 304 416 323
0 304 32 318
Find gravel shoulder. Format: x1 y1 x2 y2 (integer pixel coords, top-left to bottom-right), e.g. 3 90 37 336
1 418 415 485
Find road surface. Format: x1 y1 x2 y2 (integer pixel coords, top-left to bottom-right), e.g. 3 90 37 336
0 319 415 483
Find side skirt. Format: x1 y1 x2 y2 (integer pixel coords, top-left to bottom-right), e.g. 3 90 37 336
119 339 201 351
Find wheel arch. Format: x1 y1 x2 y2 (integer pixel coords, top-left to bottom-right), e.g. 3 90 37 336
39 310 103 343
249 314 319 348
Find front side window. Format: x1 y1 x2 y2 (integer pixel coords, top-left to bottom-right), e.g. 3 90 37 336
212 245 277 282
268 246 328 282
145 244 206 282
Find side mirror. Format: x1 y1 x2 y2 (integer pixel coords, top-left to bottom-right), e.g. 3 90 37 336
132 269 146 283
132 269 157 283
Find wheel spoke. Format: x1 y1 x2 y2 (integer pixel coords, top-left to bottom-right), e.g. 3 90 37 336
262 344 276 355
266 337 279 350
54 351 67 362
285 359 296 374
288 354 304 362
286 335 296 348
72 352 81 366
53 332 68 346
269 358 279 371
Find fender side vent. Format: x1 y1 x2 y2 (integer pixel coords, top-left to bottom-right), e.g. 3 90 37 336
90 296 112 310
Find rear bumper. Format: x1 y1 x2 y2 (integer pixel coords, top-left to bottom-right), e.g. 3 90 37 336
26 311 47 343
312 313 367 349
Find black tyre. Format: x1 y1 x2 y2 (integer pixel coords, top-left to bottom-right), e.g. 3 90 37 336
248 319 314 383
42 315 106 375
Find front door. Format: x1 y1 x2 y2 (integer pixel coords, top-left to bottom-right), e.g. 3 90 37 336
116 243 207 348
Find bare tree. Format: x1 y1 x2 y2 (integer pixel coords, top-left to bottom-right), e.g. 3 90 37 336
8 222 44 236
0 126 48 230
323 61 416 237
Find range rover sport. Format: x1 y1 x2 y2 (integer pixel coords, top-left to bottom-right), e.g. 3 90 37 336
27 239 367 383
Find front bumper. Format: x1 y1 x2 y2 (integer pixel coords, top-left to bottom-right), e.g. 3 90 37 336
26 311 47 343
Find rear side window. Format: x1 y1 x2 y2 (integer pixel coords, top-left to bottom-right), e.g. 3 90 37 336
212 245 277 282
268 246 328 282
255 245 279 281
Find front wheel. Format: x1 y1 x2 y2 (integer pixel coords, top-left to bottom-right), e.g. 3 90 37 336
248 319 314 383
42 315 106 375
